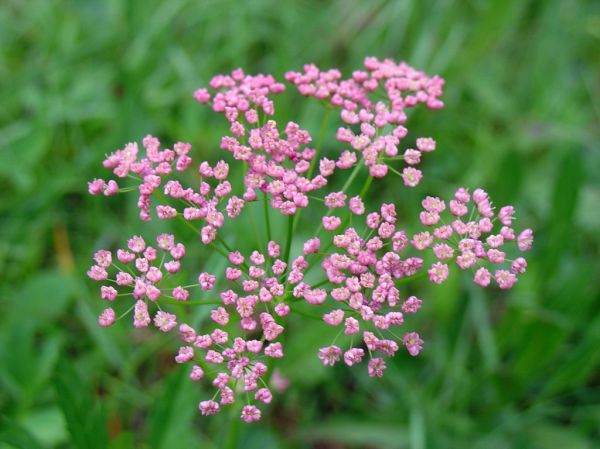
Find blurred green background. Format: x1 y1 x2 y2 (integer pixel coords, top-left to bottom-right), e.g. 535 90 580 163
1 0 599 447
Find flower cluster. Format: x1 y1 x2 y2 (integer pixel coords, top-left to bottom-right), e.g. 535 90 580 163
412 187 534 288
172 241 304 420
220 119 331 215
299 203 425 376
88 234 188 330
89 136 196 222
87 57 533 423
286 56 444 184
194 69 336 215
89 237 311 420
194 69 285 119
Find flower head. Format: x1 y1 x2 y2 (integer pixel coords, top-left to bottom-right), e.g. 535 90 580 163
413 187 533 289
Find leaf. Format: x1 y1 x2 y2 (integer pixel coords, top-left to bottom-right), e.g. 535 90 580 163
298 419 409 448
148 366 201 449
20 407 68 448
11 270 74 323
53 358 108 449
0 417 45 449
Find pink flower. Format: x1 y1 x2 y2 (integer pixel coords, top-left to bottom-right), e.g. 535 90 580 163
369 164 388 178
304 289 327 305
323 309 344 326
401 296 422 314
403 332 424 356
193 88 211 103
265 342 284 358
198 400 220 416
401 167 422 187
433 243 454 260
303 237 320 255
343 348 365 366
416 137 436 152
94 250 112 268
428 262 449 284
487 249 506 264
175 346 194 363
154 311 177 332
205 350 224 364
318 345 342 366
128 236 146 253
240 405 261 423
368 358 386 377
274 303 290 317
324 191 347 209
87 265 107 281
349 196 365 215
98 308 115 327
323 216 342 231
255 388 272 404
511 257 527 274
474 267 491 287
412 232 433 250
103 180 119 195
133 300 151 328
211 307 230 325
88 179 106 195
268 241 281 258
199 272 216 290
495 270 517 289
344 317 360 335
100 286 117 301
403 149 421 165
172 286 189 301
117 249 135 264
517 229 534 251
190 365 204 381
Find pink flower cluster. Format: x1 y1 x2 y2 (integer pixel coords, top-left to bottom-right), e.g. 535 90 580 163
194 68 285 118
89 136 196 222
90 237 310 421
194 69 337 215
220 119 331 215
88 234 188 330
412 188 534 289
299 203 426 375
89 134 250 244
286 57 444 183
87 57 534 423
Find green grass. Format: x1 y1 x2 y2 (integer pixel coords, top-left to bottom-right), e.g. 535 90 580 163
1 0 599 447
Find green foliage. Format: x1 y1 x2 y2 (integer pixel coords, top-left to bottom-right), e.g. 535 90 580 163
1 0 599 447
53 359 108 449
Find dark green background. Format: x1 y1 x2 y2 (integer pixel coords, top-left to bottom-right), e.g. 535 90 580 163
1 0 599 448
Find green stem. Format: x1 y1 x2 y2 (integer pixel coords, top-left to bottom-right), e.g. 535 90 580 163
224 402 242 449
395 271 428 284
386 164 404 177
290 307 323 321
215 234 233 252
283 215 294 268
360 174 373 197
340 158 365 193
307 109 331 179
293 110 332 234
311 278 330 289
263 191 272 243
158 299 223 306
